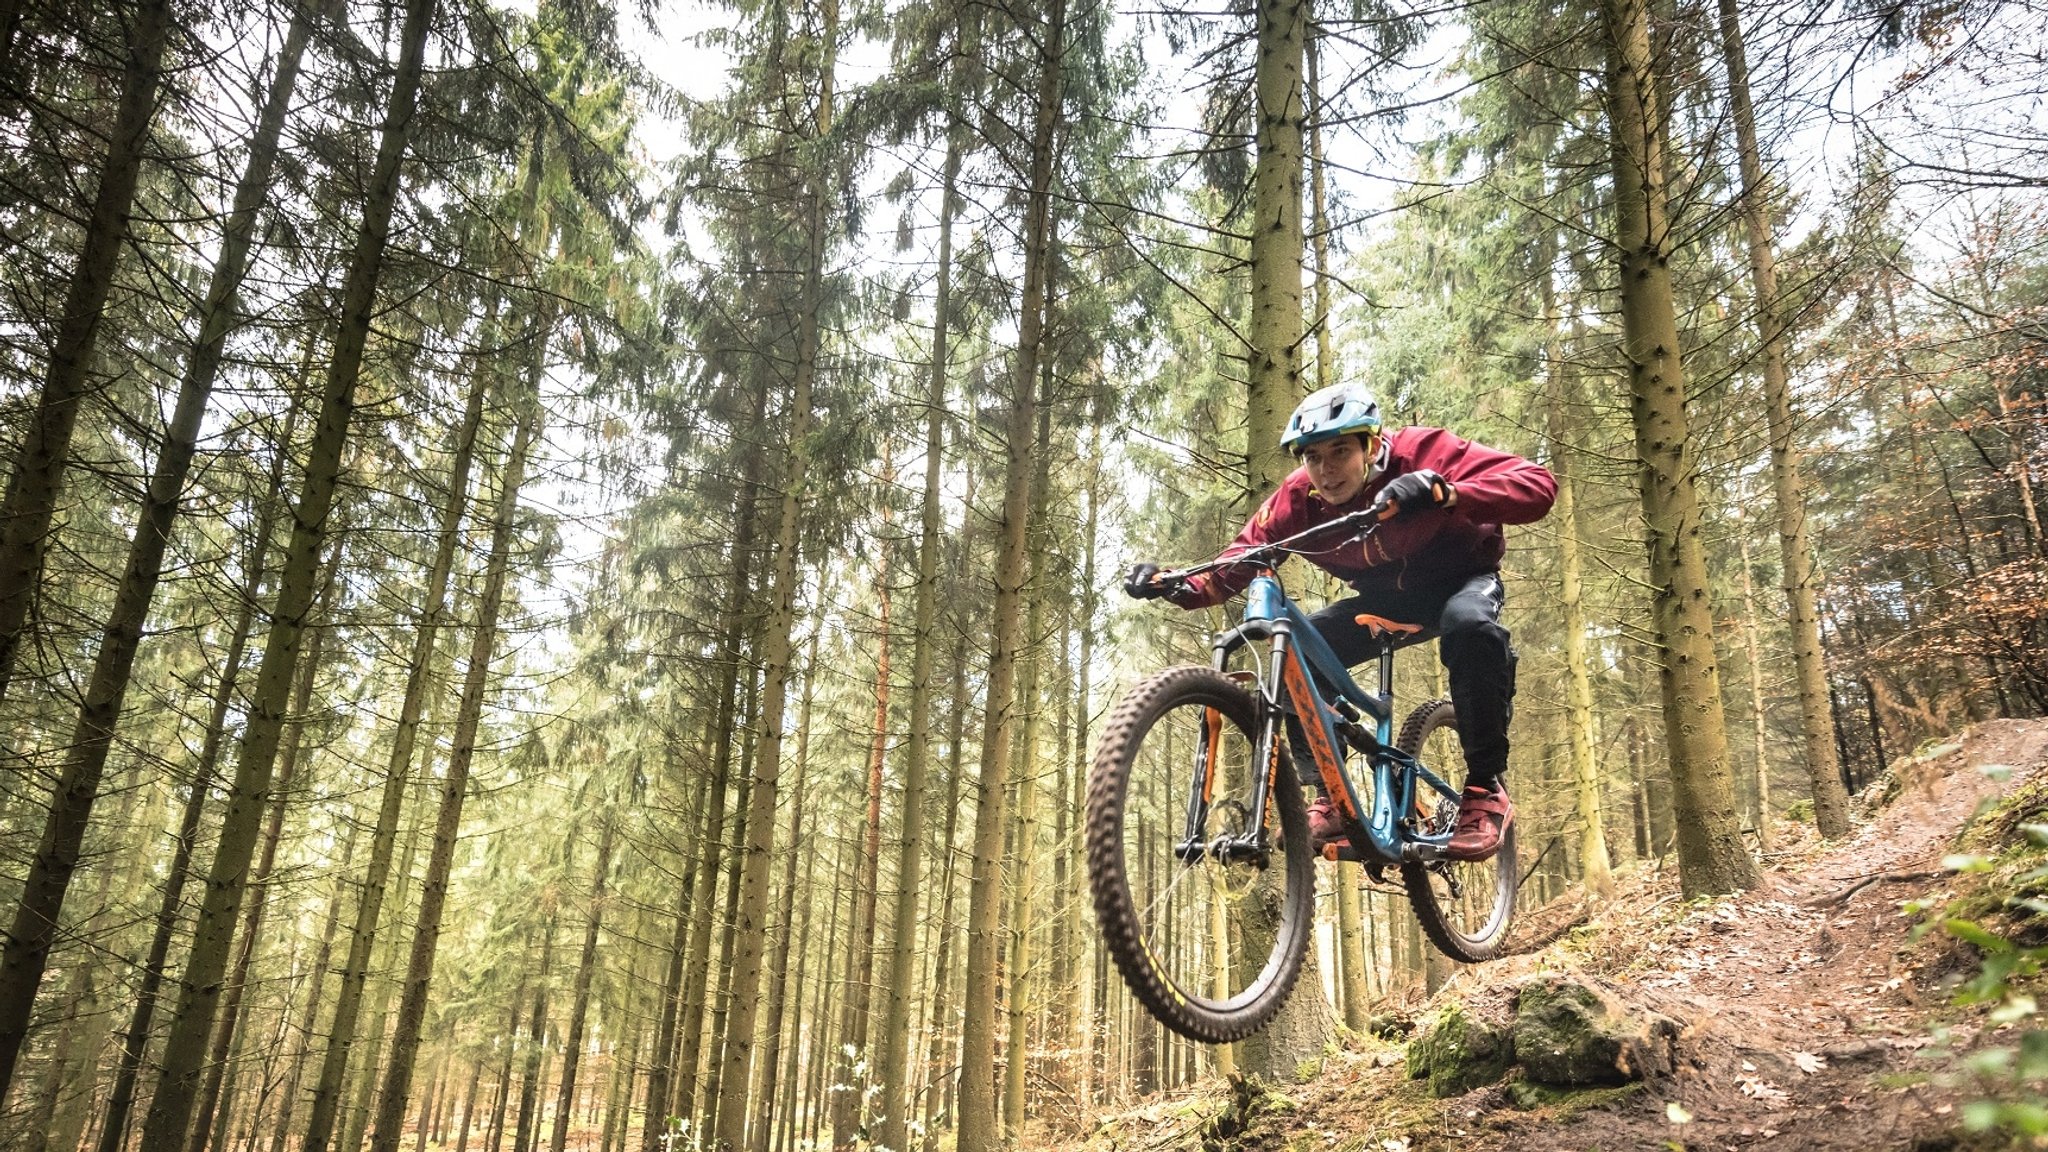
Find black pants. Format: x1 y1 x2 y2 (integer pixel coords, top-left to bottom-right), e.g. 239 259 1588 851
1291 571 1515 790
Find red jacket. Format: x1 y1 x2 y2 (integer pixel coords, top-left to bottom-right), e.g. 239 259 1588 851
1179 427 1557 606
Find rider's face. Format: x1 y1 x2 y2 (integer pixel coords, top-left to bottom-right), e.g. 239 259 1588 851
1302 435 1370 504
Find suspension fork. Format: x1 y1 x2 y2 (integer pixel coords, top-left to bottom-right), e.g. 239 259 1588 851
1175 637 1290 865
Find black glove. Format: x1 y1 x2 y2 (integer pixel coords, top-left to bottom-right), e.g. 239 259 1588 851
1124 562 1180 600
1372 469 1454 520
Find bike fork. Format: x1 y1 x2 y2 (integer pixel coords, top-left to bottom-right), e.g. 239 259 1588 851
1174 644 1289 866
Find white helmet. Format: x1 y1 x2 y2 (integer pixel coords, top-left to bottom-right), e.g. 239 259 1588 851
1281 384 1388 473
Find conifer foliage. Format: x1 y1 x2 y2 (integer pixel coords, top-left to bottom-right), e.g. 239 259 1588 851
0 0 2038 1148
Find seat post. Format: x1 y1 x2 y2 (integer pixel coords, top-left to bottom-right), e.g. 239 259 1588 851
1377 640 1395 700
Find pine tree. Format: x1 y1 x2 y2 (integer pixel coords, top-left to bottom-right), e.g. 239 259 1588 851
1600 0 1757 897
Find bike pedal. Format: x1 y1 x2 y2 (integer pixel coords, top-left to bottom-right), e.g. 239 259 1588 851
1319 843 1368 863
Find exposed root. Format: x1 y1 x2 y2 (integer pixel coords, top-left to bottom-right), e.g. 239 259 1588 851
1799 869 1947 909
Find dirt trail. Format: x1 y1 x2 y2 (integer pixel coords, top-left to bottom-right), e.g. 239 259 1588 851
1069 718 2048 1152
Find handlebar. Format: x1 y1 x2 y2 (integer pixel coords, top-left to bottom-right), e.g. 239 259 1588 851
1156 509 1383 585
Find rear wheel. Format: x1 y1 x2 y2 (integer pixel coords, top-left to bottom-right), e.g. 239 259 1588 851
1086 665 1314 1043
1397 698 1517 963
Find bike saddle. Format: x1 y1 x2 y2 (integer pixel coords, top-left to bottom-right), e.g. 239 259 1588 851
1352 612 1424 639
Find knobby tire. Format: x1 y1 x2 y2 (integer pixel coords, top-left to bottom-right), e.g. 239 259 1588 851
1397 697 1518 963
1086 666 1313 1044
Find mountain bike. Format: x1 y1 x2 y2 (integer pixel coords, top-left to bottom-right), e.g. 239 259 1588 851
1086 512 1518 1044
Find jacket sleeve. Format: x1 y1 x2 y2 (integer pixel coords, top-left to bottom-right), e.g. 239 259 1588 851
1172 476 1306 609
1415 428 1557 525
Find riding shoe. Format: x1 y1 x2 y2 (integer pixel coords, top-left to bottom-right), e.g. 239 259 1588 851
1445 784 1513 862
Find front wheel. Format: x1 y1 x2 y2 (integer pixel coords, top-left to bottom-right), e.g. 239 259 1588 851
1397 698 1518 963
1086 665 1314 1044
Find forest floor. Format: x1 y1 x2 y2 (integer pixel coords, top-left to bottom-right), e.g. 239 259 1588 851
1064 717 2048 1152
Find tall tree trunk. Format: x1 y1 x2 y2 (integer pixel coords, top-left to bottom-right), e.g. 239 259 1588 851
701 673 759 1141
1737 526 1776 849
27 812 126 1152
138 0 436 1137
455 1057 483 1152
268 814 363 1152
874 112 958 1152
1068 433 1105 1095
804 830 854 1151
365 305 550 1152
956 0 1063 1140
417 1053 447 1150
832 509 892 1146
1548 309 1615 897
0 8 311 1088
599 998 638 1152
0 0 171 706
1002 370 1056 1133
550 817 618 1152
833 519 892 1150
672 378 769 1132
340 756 436 1152
188 590 330 1152
513 921 557 1152
920 633 970 1150
1238 0 1337 1078
1245 0 1307 484
708 0 840 1143
1602 0 1757 897
488 990 526 1152
1305 18 1335 395
1628 718 1653 862
43 964 99 1152
302 123 539 1152
97 459 300 1152
640 779 708 1152
1712 0 1851 838
1334 871 1368 1032
749 651 814 1152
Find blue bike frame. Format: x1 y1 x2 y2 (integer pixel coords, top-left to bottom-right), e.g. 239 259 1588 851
1202 569 1460 865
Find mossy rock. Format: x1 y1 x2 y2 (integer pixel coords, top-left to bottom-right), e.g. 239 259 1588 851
1505 1078 1646 1114
1511 975 1680 1087
1405 1001 1513 1097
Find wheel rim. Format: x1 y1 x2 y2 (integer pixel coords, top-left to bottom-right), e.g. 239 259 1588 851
1112 687 1306 1019
1405 707 1516 952
1412 816 1517 949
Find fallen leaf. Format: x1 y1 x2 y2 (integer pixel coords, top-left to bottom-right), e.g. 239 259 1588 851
1792 1050 1827 1074
1666 1101 1694 1124
1739 1077 1789 1104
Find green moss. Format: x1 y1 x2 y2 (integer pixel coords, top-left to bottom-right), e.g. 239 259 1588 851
1406 1001 1513 1097
1513 976 1678 1086
1505 1078 1646 1115
1960 774 2048 855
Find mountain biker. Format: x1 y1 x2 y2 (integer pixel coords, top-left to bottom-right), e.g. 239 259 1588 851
1123 383 1556 862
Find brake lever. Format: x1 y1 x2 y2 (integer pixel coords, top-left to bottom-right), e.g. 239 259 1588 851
1343 511 1384 544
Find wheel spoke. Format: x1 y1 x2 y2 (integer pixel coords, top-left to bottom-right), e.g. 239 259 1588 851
1398 697 1517 963
1088 666 1314 1043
